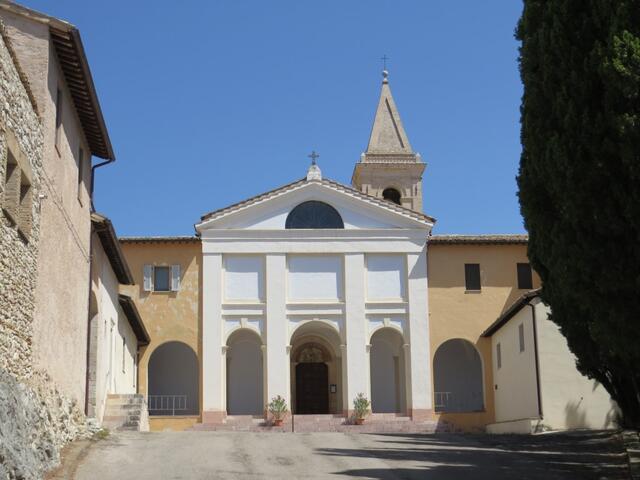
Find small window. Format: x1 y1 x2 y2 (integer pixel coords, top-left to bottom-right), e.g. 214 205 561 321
55 87 63 149
18 172 32 237
3 150 20 223
122 336 126 373
153 266 171 291
465 263 481 291
382 187 401 205
519 324 525 353
517 263 533 289
496 342 502 369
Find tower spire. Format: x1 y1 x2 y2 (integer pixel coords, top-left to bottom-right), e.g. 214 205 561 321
365 68 413 155
351 70 426 213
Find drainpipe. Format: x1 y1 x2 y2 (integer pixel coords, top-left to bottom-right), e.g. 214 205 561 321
529 301 543 419
84 225 94 417
90 158 114 213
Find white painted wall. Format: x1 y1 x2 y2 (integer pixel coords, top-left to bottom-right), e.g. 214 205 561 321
490 300 617 431
366 254 406 301
93 244 137 424
491 307 539 423
536 301 617 430
206 185 406 230
288 255 343 301
198 182 433 421
224 255 264 302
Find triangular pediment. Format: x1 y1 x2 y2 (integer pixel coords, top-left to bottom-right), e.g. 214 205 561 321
195 178 434 232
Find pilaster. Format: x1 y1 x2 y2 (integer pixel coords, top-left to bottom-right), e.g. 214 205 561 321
202 253 224 422
265 254 290 407
343 253 368 415
406 247 432 419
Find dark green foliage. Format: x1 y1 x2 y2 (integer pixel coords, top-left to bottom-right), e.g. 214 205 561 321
517 1 640 427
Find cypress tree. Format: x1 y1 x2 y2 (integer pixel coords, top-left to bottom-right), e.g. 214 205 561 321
517 1 640 427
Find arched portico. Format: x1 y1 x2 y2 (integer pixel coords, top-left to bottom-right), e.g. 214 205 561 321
369 327 407 413
433 338 484 413
148 341 199 415
226 329 264 415
289 321 343 414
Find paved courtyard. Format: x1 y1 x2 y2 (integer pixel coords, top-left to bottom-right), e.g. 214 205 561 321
56 430 629 480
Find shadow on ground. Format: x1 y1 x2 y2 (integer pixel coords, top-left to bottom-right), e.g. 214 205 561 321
318 430 629 480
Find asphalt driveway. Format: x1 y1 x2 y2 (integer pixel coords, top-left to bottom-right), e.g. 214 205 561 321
56 430 629 480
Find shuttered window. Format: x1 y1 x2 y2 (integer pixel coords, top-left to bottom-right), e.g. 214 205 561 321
517 263 533 290
153 266 170 292
464 263 481 291
143 265 180 292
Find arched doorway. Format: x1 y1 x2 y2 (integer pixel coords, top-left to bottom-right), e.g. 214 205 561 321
226 329 264 415
433 338 484 412
290 322 342 414
370 328 406 413
148 341 199 415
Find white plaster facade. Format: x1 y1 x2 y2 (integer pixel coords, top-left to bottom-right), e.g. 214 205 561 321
88 240 139 423
196 177 434 420
488 297 617 433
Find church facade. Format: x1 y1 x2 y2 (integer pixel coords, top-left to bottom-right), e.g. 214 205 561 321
120 72 614 432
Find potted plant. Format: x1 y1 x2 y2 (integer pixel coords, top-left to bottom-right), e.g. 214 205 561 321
267 395 288 426
353 393 370 425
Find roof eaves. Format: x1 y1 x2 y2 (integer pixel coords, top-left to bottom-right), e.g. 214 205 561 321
481 289 542 337
120 236 200 244
118 294 150 345
91 213 134 285
198 177 436 228
0 1 114 159
429 234 529 245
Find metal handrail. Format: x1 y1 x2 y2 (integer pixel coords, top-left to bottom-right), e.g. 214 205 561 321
147 395 187 416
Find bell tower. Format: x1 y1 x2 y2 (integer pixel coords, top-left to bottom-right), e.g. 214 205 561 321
351 69 425 213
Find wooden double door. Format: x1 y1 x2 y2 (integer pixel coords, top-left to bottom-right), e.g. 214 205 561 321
295 363 329 414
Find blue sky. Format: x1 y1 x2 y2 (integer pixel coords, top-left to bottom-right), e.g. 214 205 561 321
26 1 525 236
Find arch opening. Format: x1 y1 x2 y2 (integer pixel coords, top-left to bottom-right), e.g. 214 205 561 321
148 341 199 415
290 322 342 414
370 328 406 413
226 329 264 415
285 201 344 229
433 338 484 413
382 188 402 205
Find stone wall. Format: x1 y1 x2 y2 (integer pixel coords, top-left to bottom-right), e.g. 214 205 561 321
0 19 42 380
0 20 89 480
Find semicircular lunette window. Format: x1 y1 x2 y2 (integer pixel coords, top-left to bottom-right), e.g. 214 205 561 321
285 201 344 229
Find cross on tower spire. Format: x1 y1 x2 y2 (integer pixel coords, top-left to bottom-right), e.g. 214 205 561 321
381 54 389 70
308 150 320 165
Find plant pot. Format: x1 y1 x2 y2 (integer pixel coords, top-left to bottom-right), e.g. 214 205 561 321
355 418 365 425
273 419 283 427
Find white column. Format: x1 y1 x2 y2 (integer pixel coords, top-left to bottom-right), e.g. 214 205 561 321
343 253 368 415
265 254 290 407
406 247 432 420
202 253 225 422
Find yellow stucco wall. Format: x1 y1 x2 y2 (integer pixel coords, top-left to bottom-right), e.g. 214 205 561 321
120 240 202 429
149 416 200 432
428 242 541 431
